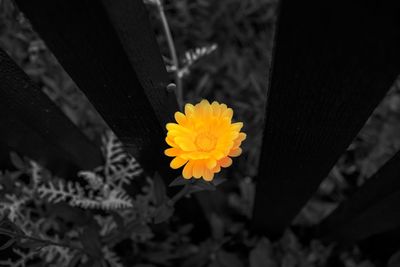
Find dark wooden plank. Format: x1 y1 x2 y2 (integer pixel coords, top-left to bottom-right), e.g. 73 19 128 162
252 0 400 238
101 0 179 125
0 48 102 176
14 0 179 181
0 143 13 170
317 150 400 243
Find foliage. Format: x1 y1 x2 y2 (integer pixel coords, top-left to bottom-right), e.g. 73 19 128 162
0 132 153 266
0 0 399 266
0 133 375 267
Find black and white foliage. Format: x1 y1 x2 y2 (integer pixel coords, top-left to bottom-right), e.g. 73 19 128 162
166 44 218 78
0 132 155 267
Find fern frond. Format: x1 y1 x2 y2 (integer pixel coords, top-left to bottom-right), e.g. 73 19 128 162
29 160 42 188
94 215 117 237
71 198 101 209
102 246 124 267
78 170 104 190
110 156 143 188
0 194 28 222
101 131 143 187
102 132 127 170
0 248 37 267
100 189 133 210
178 44 218 78
38 176 133 210
183 44 218 64
37 180 84 204
39 245 76 265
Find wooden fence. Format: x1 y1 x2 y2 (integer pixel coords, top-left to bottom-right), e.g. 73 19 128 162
252 0 400 242
1 0 400 246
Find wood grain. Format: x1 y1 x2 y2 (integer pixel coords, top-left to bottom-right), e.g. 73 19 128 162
252 0 400 238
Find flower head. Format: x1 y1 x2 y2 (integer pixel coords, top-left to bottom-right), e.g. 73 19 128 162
165 100 246 181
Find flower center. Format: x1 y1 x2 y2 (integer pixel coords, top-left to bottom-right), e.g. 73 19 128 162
195 132 217 151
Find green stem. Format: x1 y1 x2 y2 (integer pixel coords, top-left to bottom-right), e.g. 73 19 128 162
156 0 183 110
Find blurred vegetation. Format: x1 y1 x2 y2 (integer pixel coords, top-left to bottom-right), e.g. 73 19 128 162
0 0 400 266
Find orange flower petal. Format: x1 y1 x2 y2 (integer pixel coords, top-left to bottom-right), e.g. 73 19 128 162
192 161 203 178
183 160 194 179
165 136 176 147
219 157 232 168
203 168 214 181
211 164 221 173
206 158 217 169
185 151 210 160
175 111 187 125
231 122 243 132
165 148 181 157
185 103 195 116
211 101 221 117
170 157 188 169
222 108 233 121
175 137 196 151
165 100 245 181
229 148 242 157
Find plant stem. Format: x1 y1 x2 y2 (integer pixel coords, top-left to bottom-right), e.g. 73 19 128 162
0 228 83 252
169 183 192 205
156 0 183 110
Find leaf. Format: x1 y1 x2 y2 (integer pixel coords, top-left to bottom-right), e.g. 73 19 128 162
181 240 213 267
67 254 84 267
80 259 96 267
249 238 277 267
48 203 89 225
153 204 174 224
212 177 227 187
280 230 301 252
192 180 216 191
9 152 26 170
80 226 102 258
0 218 24 236
186 185 207 194
169 176 190 187
18 239 44 250
0 237 15 250
209 261 221 267
111 212 125 230
153 173 167 206
210 213 224 240
145 250 174 264
131 224 152 235
294 199 337 225
389 250 400 267
217 250 243 267
357 260 375 267
178 224 194 235
0 171 15 192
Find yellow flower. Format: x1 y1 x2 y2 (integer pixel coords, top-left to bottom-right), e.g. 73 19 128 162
164 99 246 181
